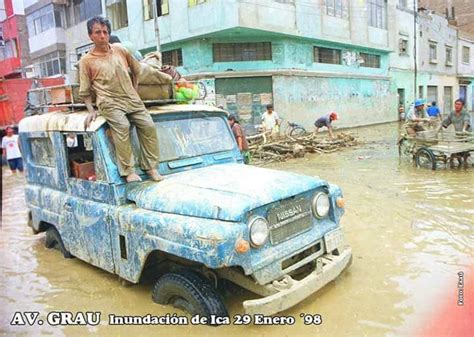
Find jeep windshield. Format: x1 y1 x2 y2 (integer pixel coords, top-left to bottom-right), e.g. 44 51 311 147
155 115 235 161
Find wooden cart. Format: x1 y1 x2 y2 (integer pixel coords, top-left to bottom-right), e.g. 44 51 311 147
398 130 474 170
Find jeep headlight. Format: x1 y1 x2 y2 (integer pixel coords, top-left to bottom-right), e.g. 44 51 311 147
248 216 269 247
311 192 330 218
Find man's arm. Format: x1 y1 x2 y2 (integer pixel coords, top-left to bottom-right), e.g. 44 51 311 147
437 114 451 133
2 138 6 157
83 96 97 130
462 113 471 132
328 125 334 139
274 112 280 126
78 59 97 130
236 136 243 151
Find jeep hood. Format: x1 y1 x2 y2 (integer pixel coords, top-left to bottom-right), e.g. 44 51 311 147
126 163 327 222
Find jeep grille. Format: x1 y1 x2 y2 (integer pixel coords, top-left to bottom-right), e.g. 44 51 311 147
267 198 312 245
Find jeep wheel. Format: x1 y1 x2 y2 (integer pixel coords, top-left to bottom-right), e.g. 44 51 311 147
45 227 73 259
152 271 228 324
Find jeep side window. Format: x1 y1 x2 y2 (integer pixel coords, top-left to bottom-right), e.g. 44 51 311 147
63 133 96 181
29 137 55 167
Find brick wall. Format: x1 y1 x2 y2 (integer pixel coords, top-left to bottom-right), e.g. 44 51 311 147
419 0 474 35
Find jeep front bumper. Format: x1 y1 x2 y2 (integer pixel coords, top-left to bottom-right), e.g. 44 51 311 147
243 246 352 315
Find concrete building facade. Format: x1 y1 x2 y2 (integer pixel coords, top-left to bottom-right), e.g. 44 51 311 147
105 0 399 129
390 2 473 115
23 0 102 80
22 0 473 127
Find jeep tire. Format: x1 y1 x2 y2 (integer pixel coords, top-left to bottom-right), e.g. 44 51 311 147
152 271 228 324
44 227 73 259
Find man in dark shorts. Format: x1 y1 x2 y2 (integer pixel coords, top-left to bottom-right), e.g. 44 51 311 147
227 114 250 164
2 127 23 174
314 112 338 140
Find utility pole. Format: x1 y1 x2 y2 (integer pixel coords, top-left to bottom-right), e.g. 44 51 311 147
153 0 161 52
413 0 417 100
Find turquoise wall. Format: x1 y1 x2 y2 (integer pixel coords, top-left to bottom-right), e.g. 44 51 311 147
168 35 389 78
273 75 398 129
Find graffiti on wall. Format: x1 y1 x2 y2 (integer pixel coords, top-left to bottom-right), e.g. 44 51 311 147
194 79 216 106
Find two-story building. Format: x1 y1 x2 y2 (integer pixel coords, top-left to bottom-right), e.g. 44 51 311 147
416 8 458 114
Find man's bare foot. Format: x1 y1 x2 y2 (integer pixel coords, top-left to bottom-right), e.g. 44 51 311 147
146 169 164 182
126 173 142 182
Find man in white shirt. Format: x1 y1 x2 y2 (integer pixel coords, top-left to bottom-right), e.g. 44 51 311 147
261 104 280 132
2 127 23 173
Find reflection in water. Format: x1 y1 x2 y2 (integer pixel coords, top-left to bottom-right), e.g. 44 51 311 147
1 122 472 337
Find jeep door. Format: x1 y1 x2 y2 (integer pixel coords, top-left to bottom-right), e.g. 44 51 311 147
61 132 115 273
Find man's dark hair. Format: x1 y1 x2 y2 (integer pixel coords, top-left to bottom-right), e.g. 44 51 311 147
227 114 239 123
266 104 273 109
431 101 436 106
455 98 465 106
87 16 111 35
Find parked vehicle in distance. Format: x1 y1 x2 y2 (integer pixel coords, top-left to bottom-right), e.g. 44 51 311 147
19 104 352 322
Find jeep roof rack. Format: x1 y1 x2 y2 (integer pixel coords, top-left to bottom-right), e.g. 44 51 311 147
25 81 207 114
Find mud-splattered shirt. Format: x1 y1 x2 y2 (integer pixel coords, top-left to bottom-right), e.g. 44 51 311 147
442 109 472 132
79 44 144 112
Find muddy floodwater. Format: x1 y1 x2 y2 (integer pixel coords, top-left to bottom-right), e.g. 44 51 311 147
1 122 472 337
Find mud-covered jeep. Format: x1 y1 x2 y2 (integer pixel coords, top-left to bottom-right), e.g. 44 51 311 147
19 104 352 319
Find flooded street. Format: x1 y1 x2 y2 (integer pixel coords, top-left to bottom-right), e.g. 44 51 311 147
1 122 472 337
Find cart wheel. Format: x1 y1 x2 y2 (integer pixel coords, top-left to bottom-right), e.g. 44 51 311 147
289 126 306 137
415 148 436 170
398 137 413 160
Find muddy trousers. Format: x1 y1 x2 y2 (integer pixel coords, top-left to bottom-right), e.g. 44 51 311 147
101 107 159 177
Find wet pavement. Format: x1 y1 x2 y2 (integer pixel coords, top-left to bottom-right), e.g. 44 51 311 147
1 122 472 337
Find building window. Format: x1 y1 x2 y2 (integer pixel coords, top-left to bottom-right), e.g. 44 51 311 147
398 0 407 7
418 85 423 99
360 53 380 68
213 42 272 62
68 0 102 27
445 46 452 65
106 0 128 30
26 4 64 36
314 47 341 64
143 0 169 20
429 43 437 63
368 0 386 29
162 49 183 66
462 46 470 64
188 0 206 6
427 85 437 104
35 51 66 77
0 39 18 60
326 0 348 19
399 38 408 56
